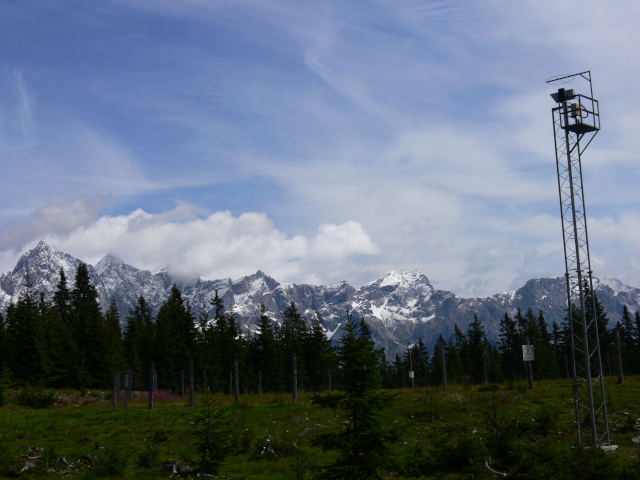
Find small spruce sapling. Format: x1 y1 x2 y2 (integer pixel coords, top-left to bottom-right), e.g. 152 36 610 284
191 390 232 476
310 311 397 480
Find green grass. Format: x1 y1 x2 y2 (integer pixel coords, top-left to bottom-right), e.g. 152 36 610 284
0 377 639 478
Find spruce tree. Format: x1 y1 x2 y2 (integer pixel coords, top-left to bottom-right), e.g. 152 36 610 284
71 263 103 387
304 312 333 391
535 310 560 379
498 313 519 380
379 350 396 389
124 295 155 386
251 304 277 391
466 314 488 384
310 312 396 479
429 335 446 385
195 297 220 387
47 268 80 387
583 282 613 357
525 308 540 344
209 290 231 386
488 344 500 383
102 300 124 386
619 306 637 374
392 353 405 388
279 302 308 389
558 286 612 381
5 273 48 383
445 333 465 384
207 290 243 391
155 285 196 390
53 268 72 324
515 308 527 334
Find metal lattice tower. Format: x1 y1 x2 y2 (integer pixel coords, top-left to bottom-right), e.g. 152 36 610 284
548 71 610 446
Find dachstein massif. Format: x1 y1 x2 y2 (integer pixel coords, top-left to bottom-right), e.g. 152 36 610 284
2 241 639 354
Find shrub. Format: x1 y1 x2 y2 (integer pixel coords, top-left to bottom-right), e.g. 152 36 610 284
532 407 560 435
559 444 619 480
0 441 18 477
17 388 57 409
152 428 170 443
0 367 12 407
616 413 638 434
406 431 485 477
478 382 500 393
434 432 485 473
93 443 129 477
136 444 159 469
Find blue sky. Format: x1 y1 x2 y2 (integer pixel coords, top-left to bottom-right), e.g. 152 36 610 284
1 0 640 297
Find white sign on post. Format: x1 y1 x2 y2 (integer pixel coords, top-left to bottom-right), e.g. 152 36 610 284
408 371 414 379
522 345 535 362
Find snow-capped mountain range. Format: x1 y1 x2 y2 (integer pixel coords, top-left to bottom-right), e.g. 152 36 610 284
2 241 640 355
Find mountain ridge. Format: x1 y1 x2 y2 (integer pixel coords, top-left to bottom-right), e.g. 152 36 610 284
2 241 640 355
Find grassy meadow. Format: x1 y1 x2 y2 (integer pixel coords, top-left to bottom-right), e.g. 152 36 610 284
1 376 639 479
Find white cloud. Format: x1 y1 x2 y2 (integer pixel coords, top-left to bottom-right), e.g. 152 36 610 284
0 195 109 252
7 205 380 285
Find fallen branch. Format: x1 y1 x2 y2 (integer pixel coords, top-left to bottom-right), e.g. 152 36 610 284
484 456 508 477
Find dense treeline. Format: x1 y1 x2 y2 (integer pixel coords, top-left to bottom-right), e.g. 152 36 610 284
1 264 639 391
383 294 640 388
0 264 334 391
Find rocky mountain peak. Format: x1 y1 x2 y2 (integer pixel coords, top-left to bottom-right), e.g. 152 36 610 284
3 241 82 296
12 240 55 273
95 253 125 275
379 270 430 287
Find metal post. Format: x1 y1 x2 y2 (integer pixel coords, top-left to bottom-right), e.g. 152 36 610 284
483 360 488 384
189 358 194 407
258 370 262 395
180 370 185 397
128 369 132 402
124 370 129 409
292 352 298 403
441 339 447 392
409 350 416 389
234 357 240 404
112 368 119 407
525 335 534 390
328 369 332 392
616 327 624 384
149 362 154 410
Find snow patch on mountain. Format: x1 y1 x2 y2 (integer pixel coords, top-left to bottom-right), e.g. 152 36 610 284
423 314 436 323
601 276 635 295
